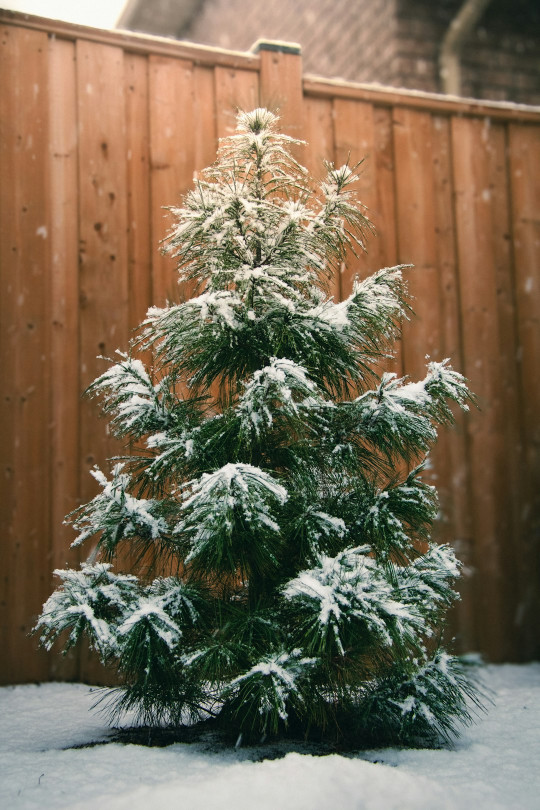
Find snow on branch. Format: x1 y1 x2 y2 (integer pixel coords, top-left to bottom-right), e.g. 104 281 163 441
225 649 316 734
68 463 169 553
87 353 171 440
396 542 461 618
179 463 288 576
357 468 438 561
354 357 472 462
283 547 425 656
34 563 139 657
238 357 321 437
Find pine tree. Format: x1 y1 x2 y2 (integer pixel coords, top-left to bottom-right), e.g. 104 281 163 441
36 108 482 747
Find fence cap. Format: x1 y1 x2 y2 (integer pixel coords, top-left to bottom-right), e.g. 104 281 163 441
251 39 301 55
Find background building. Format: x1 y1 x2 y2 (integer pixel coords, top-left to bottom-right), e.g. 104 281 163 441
117 0 540 105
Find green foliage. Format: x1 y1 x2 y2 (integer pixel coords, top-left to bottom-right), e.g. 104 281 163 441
35 108 482 749
348 652 485 746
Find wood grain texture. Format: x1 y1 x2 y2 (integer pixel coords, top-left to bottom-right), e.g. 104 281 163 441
508 123 540 659
303 96 338 300
259 47 304 144
125 52 152 335
214 66 259 139
451 115 522 661
0 25 52 683
47 36 81 680
76 39 130 683
149 55 195 306
333 98 388 306
193 66 218 172
393 108 440 380
429 114 477 653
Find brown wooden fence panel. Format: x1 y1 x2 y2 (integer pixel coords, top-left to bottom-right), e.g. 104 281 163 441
125 52 152 334
47 35 81 680
1 23 53 683
430 113 476 652
214 66 259 138
1 12 539 683
507 123 540 657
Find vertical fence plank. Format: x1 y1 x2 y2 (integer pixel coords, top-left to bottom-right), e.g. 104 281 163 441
76 39 130 683
0 24 21 683
392 106 441 507
508 122 540 659
303 96 333 181
258 44 303 143
451 115 519 661
392 108 473 654
393 108 440 379
125 52 152 334
373 105 402 379
373 107 399 275
303 96 339 299
193 66 218 172
77 38 130 481
149 55 195 306
116 52 153 580
214 66 259 139
487 121 524 657
431 114 476 652
0 25 51 683
333 99 380 298
48 36 81 679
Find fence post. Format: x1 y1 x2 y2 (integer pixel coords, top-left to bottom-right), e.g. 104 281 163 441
252 40 304 142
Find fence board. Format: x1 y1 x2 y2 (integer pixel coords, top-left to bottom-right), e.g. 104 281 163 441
259 46 304 143
451 116 517 660
430 114 477 651
373 106 403 380
303 96 333 181
214 66 259 138
393 108 441 381
333 99 378 297
48 37 80 562
0 24 21 684
303 96 338 300
488 122 524 654
508 123 540 658
125 52 152 335
76 39 131 682
47 37 81 679
193 66 218 172
76 38 130 475
149 55 195 306
0 25 52 683
373 107 399 272
1 14 539 677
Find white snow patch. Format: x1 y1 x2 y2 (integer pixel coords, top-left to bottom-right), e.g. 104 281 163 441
0 665 539 810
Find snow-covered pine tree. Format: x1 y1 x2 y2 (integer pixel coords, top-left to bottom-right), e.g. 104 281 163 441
36 108 482 747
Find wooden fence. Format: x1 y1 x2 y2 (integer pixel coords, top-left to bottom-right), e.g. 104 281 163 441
1 10 539 684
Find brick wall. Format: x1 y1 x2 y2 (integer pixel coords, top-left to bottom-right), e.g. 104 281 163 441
394 0 540 104
393 2 452 93
128 0 539 104
181 0 398 84
462 18 540 105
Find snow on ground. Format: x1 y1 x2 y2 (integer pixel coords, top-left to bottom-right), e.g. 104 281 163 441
1 663 539 810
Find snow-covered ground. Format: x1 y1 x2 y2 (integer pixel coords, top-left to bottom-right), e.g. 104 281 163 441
1 663 539 810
